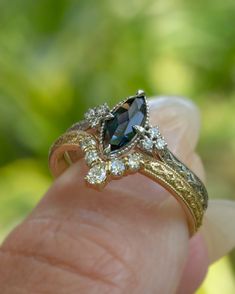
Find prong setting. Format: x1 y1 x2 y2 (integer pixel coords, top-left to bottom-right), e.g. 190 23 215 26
100 92 150 158
103 113 114 121
133 125 146 135
50 90 208 233
80 90 166 186
84 103 112 128
137 126 167 153
136 89 145 96
103 144 111 157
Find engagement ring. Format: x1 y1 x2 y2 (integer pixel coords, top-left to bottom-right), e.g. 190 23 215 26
49 90 208 236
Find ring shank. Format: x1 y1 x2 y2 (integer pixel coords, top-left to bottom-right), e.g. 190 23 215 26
49 130 205 236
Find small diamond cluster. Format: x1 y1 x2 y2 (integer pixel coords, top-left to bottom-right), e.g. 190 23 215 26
79 135 105 184
138 126 167 153
109 152 142 177
80 136 99 166
79 135 142 186
84 103 111 128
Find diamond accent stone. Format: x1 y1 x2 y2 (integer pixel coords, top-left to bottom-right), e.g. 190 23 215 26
80 137 97 151
85 104 110 128
149 127 160 139
96 103 110 116
110 159 125 176
85 108 95 120
85 150 99 165
155 138 167 150
85 109 99 127
137 126 167 153
86 163 107 185
128 153 141 171
141 138 154 151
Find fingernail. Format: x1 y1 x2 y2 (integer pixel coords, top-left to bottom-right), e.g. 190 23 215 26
149 96 201 159
200 200 235 263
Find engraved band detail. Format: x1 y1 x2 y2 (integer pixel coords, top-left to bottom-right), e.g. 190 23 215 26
48 91 208 236
49 130 205 235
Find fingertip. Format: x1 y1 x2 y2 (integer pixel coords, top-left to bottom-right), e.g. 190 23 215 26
149 95 200 117
149 96 201 159
201 200 235 263
177 233 209 294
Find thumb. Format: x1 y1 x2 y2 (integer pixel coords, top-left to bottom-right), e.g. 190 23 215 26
0 97 202 294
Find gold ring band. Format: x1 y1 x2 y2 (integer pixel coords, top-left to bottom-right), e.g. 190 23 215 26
48 90 208 236
49 130 205 235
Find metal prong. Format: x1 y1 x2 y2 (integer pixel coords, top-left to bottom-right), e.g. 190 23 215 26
103 113 114 121
133 125 146 136
136 89 145 96
103 144 111 156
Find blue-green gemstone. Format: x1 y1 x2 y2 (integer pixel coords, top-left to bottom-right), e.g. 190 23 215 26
103 96 147 154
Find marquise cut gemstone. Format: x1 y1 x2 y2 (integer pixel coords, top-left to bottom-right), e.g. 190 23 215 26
103 96 147 154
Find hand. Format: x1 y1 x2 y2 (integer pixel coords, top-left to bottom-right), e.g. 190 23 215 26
0 97 234 294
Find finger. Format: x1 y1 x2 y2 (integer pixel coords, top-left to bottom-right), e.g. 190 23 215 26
177 233 209 294
177 199 235 293
149 96 201 159
201 200 235 263
0 164 190 294
109 97 203 198
0 97 201 294
177 161 235 292
176 153 209 293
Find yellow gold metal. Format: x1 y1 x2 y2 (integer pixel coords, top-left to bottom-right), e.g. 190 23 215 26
49 130 205 236
140 155 203 233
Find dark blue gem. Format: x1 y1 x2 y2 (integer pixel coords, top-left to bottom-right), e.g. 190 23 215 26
103 96 147 154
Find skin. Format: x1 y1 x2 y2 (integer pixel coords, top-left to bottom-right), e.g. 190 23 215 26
0 97 209 294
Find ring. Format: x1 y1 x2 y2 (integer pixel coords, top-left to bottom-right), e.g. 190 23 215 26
49 90 208 236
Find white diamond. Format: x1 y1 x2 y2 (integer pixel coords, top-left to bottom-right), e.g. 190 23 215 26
110 159 125 176
155 138 167 150
85 150 99 165
141 138 153 151
90 118 100 128
85 108 95 121
85 104 110 128
128 153 141 171
86 163 107 185
149 127 160 139
96 103 109 116
80 138 96 151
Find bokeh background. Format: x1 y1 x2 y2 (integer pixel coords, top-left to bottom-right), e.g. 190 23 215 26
0 0 235 292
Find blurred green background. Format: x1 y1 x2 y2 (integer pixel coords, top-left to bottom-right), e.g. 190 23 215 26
0 0 234 292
